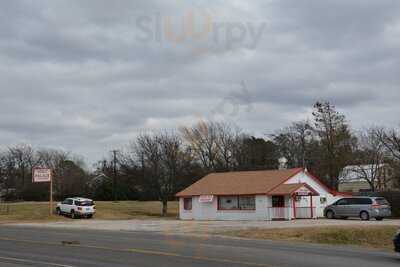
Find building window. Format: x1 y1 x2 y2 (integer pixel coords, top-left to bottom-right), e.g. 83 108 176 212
272 195 285 207
218 196 238 210
183 198 192 210
218 196 255 210
239 196 256 210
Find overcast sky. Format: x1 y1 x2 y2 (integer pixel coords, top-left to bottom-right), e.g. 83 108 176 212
1 0 400 164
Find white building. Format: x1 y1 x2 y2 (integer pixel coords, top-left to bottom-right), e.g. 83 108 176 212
176 168 348 221
339 164 394 193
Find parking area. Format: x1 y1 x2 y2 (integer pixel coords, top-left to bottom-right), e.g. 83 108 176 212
9 218 400 235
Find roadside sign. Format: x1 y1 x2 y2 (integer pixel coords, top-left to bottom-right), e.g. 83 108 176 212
199 195 214 203
32 168 52 183
32 168 53 216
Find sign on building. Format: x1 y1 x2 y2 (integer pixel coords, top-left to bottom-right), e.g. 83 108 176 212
32 168 52 183
199 195 214 203
296 187 311 196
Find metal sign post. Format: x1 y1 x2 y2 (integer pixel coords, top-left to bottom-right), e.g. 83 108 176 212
49 173 53 216
32 168 53 216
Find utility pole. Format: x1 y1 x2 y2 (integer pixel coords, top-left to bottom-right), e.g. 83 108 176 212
111 150 119 202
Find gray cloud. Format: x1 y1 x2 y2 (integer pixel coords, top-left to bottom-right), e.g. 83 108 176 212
1 0 400 164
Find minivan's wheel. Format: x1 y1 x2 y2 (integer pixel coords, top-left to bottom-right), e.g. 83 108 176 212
360 211 370 221
326 210 335 219
70 210 76 219
56 208 61 216
376 217 383 221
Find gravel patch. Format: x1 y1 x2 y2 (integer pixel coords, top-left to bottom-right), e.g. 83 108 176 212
8 218 400 235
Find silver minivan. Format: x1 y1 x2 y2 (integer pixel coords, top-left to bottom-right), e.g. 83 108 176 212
324 197 391 221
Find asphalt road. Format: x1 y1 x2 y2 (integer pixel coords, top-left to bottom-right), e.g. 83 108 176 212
0 226 398 267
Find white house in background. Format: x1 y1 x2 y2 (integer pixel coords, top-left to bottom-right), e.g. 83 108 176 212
176 168 349 221
339 164 395 193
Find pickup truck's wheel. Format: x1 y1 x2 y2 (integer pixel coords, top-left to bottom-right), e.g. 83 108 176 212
326 210 335 219
56 207 61 216
70 210 77 219
87 214 93 219
360 211 370 221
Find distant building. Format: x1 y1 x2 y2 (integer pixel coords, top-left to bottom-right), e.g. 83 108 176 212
88 173 111 189
338 164 395 193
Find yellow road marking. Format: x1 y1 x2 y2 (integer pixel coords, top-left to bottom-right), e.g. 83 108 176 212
0 236 275 267
0 255 76 267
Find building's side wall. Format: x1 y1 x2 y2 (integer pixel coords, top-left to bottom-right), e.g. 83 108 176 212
179 195 270 221
285 172 341 217
339 180 399 193
179 197 193 220
338 181 371 193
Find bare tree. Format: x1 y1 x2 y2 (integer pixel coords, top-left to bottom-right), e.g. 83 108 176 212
272 120 314 168
133 131 191 216
8 144 38 196
0 150 17 198
312 101 355 190
158 132 185 215
36 149 85 199
180 121 219 171
180 121 244 171
346 127 390 191
376 127 400 161
215 123 244 170
0 146 88 200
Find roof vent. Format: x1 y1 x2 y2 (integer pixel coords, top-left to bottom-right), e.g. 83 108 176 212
278 157 288 170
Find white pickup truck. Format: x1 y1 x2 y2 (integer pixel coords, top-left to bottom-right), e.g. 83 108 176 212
56 197 96 219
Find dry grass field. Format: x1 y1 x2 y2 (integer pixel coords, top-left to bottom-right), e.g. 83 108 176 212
222 226 398 250
0 201 179 222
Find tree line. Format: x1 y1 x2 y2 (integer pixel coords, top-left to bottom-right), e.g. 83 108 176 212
0 145 87 201
1 101 400 215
